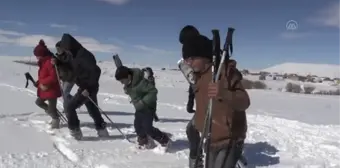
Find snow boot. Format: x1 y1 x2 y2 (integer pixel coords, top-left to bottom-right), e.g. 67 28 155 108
137 136 157 149
189 157 204 168
158 134 171 147
137 136 148 149
50 118 60 129
97 128 109 137
96 123 109 137
70 128 83 140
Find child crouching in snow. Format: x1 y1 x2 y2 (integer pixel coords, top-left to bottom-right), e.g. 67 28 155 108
115 66 170 149
33 40 62 129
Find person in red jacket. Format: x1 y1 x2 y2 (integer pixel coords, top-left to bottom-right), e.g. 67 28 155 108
33 40 62 129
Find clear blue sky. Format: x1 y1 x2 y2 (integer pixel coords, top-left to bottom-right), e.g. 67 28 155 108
0 0 339 69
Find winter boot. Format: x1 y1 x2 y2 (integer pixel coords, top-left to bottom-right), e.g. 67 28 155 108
50 118 60 129
158 133 171 147
137 136 149 149
189 157 204 168
97 128 109 137
96 123 109 137
70 128 83 140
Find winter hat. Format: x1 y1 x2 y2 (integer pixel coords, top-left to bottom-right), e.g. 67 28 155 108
33 40 50 57
179 25 200 44
115 66 132 80
182 35 213 60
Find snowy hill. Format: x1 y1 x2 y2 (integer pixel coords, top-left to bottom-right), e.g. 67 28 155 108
262 62 340 78
0 56 339 168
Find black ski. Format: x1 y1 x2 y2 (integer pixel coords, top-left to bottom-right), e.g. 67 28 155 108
113 54 123 68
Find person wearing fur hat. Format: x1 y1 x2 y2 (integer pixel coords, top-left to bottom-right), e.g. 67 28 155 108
179 25 199 113
33 40 62 129
182 34 250 168
179 25 203 168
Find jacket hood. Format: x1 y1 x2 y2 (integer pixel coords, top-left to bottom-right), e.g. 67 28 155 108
59 33 83 57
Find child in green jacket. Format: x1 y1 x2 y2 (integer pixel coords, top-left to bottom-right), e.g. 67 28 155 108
115 66 170 148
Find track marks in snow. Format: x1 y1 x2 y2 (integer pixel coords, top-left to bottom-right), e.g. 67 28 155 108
0 83 65 114
2 82 340 167
23 118 111 168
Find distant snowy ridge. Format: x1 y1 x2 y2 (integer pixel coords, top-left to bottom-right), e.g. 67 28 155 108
262 62 340 78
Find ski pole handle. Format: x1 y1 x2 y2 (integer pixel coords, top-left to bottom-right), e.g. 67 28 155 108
212 29 221 58
216 27 235 81
223 27 235 53
211 29 221 82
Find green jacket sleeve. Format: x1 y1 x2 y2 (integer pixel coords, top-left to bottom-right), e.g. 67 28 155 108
140 81 158 107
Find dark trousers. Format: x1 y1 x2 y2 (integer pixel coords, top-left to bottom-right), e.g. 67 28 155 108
65 88 106 130
186 115 202 159
134 110 165 142
207 140 244 168
35 98 59 119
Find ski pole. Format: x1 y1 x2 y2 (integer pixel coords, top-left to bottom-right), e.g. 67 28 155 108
53 64 68 123
87 96 131 142
57 109 68 123
194 28 235 168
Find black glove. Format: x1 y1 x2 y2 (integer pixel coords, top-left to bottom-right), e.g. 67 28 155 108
187 85 195 113
186 99 195 113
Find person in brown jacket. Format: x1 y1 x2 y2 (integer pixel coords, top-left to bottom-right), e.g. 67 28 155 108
181 34 250 168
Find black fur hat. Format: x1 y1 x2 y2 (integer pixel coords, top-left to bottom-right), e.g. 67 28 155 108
115 66 132 80
179 25 200 44
182 35 212 60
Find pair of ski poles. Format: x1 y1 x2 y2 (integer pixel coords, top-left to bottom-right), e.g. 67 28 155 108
53 64 131 142
194 28 235 168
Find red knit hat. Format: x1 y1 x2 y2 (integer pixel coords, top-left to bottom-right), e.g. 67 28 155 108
33 40 49 57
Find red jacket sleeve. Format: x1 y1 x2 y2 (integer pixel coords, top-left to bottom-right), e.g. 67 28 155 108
39 62 58 85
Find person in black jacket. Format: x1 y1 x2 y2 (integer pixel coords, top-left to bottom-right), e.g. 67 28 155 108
53 33 108 140
179 25 203 168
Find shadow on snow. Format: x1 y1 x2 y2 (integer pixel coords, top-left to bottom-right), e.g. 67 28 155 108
243 141 280 167
76 110 190 123
163 139 280 167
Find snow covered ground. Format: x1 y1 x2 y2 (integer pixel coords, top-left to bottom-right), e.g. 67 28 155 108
262 62 340 79
0 56 339 168
244 75 340 92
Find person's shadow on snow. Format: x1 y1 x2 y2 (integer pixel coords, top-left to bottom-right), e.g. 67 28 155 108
243 141 280 168
166 139 189 153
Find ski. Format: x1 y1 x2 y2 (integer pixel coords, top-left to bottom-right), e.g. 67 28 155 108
112 54 123 68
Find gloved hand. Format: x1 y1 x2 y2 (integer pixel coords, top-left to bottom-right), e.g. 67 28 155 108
132 100 145 111
39 84 48 91
33 82 38 88
81 89 90 97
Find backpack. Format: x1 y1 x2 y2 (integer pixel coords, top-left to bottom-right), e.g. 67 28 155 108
141 67 159 122
142 67 155 86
